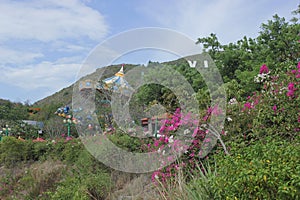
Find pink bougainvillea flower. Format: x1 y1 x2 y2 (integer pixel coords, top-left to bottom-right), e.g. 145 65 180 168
202 115 209 121
198 150 203 157
151 171 161 183
259 64 269 74
272 105 277 114
288 82 295 90
192 127 199 137
205 105 222 117
207 107 213 114
154 140 160 147
203 138 211 143
287 82 296 97
212 105 222 116
254 98 260 106
65 136 72 141
244 102 252 109
167 126 175 131
297 62 300 69
287 90 294 97
159 125 166 133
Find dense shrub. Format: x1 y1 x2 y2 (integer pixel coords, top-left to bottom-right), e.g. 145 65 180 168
108 129 145 152
0 137 29 167
225 62 300 142
47 150 112 200
211 137 300 199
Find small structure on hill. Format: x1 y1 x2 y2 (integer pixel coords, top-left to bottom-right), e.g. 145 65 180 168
28 107 41 115
22 120 44 129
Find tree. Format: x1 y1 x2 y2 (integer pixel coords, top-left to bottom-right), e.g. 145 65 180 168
196 9 300 98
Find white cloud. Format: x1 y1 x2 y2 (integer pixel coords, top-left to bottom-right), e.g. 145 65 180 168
0 47 43 65
0 60 80 90
0 0 109 102
137 0 244 42
0 0 108 42
138 0 297 43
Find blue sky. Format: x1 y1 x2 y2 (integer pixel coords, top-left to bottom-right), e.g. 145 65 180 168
0 0 298 103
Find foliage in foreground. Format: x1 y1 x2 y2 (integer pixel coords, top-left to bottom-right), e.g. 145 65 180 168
0 137 112 200
211 137 300 200
152 137 299 200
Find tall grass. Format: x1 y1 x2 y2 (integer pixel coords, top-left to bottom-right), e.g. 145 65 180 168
153 161 217 200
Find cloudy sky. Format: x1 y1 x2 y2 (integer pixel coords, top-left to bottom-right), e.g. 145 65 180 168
0 0 298 103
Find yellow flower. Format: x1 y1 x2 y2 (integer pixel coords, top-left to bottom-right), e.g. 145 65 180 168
263 175 267 182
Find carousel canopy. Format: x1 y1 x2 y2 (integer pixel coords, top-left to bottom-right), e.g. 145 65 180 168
101 65 133 93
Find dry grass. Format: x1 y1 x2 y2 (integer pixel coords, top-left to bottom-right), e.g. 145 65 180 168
108 171 160 200
29 159 66 195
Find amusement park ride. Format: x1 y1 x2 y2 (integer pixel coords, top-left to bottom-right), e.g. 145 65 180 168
76 64 167 137
55 105 77 138
54 65 132 137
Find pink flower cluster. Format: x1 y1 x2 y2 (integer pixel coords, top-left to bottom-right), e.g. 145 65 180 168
151 162 186 184
291 62 300 78
203 105 223 121
272 105 277 114
243 102 253 110
159 108 181 133
242 93 261 112
146 108 217 184
287 82 296 97
259 64 269 74
286 62 300 98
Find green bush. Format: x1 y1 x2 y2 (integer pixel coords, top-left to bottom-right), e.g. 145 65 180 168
211 137 300 199
108 129 144 152
60 139 84 163
0 137 28 167
48 150 112 200
32 142 50 161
